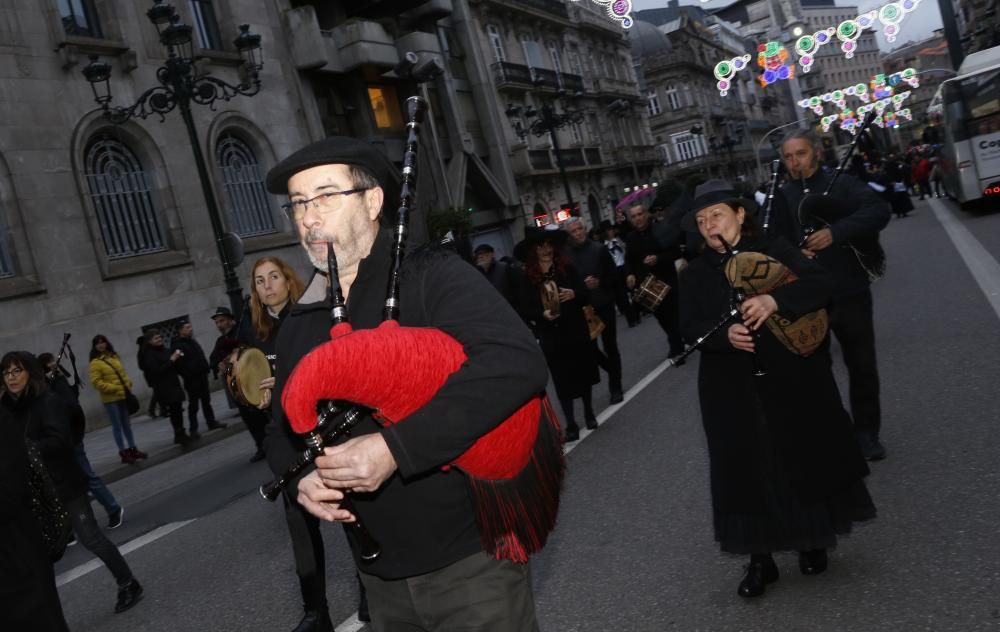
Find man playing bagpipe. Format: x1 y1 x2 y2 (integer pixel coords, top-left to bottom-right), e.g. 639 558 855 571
262 132 564 631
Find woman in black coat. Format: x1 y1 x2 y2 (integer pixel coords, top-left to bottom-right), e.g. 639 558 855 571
678 184 875 599
139 330 191 445
515 226 599 441
2 351 143 617
0 355 70 631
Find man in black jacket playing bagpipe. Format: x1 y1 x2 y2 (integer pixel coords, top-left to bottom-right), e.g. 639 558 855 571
261 133 563 631
780 129 891 461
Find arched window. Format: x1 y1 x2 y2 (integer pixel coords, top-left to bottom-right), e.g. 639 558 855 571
84 136 166 259
216 133 277 236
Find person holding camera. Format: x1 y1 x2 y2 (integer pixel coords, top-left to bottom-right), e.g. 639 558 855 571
171 319 227 438
138 330 191 445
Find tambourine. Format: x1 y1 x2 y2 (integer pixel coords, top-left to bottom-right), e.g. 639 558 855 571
225 346 271 407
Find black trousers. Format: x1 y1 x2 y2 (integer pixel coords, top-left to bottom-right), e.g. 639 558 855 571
614 266 639 324
360 551 539 632
592 303 623 393
240 406 269 450
282 492 327 612
65 494 133 585
828 289 882 437
166 400 184 435
183 375 216 431
653 288 685 355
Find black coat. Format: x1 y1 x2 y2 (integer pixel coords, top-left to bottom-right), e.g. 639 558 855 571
624 223 680 288
515 260 599 400
3 389 87 503
780 168 890 297
139 346 185 404
564 240 618 309
679 234 869 516
170 336 211 383
264 230 549 580
0 391 69 631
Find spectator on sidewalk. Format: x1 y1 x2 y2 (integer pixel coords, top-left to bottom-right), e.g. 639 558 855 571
38 352 126 530
209 307 269 462
138 330 191 445
171 319 227 437
472 243 521 310
4 351 144 614
88 335 146 465
136 336 166 419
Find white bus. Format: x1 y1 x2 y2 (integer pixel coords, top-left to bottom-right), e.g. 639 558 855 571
932 46 1000 207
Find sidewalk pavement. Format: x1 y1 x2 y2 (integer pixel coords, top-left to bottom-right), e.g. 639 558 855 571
82 387 257 485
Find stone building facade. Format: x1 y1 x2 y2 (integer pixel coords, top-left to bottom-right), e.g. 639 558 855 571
0 0 653 420
468 0 659 232
881 32 951 147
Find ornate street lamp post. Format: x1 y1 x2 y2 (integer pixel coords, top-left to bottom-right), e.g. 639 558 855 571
504 87 584 219
81 0 263 317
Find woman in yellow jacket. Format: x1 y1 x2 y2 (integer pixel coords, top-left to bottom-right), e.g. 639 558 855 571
89 335 147 465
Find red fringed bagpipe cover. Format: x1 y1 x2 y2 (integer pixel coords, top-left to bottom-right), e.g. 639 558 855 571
282 320 565 563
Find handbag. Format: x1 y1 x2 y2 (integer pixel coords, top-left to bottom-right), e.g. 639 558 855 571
582 305 605 341
100 358 140 415
25 439 73 562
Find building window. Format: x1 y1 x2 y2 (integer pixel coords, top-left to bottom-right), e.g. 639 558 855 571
189 0 223 50
548 41 563 73
520 33 544 68
570 123 583 145
671 131 702 162
84 136 166 259
58 0 103 38
665 85 681 110
216 133 277 237
647 91 662 116
486 24 506 63
367 86 404 129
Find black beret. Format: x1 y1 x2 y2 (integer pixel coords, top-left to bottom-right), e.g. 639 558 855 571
473 243 494 254
265 136 399 198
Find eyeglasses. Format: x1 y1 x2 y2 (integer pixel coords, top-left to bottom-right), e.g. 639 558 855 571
281 188 370 222
2 367 23 380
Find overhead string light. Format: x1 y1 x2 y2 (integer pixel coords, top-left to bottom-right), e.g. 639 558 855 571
714 54 752 96
572 0 634 28
756 41 795 87
793 27 835 73
878 0 922 42
836 10 877 59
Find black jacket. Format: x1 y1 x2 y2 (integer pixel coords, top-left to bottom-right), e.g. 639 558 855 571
264 230 549 579
780 168 890 297
3 389 87 503
624 223 680 288
170 336 211 382
564 239 617 308
476 260 522 310
139 345 185 404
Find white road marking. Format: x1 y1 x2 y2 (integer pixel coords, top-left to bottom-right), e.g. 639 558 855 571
929 198 1000 319
56 519 196 587
335 614 367 632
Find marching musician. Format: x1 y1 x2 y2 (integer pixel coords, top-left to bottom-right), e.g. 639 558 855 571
678 180 876 599
623 200 686 361
262 136 555 630
780 130 891 461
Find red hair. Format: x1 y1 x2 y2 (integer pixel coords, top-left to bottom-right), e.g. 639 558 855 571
523 242 568 286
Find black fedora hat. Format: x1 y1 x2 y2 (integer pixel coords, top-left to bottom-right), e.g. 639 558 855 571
210 306 234 320
681 179 758 232
513 225 569 262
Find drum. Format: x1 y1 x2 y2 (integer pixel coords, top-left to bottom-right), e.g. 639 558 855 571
225 346 271 407
633 274 670 313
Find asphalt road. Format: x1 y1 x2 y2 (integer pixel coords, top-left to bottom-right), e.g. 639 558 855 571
55 197 1000 631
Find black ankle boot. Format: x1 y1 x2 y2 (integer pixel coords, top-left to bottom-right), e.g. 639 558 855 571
114 578 143 613
291 610 333 632
737 555 779 598
564 424 580 442
799 548 828 575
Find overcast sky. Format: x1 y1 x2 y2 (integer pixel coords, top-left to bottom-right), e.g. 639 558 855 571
629 0 945 50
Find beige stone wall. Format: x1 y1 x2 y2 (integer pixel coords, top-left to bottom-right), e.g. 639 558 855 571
0 0 314 421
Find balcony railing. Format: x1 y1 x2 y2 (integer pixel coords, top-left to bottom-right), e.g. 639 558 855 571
529 149 553 170
584 147 602 165
555 148 585 168
493 62 585 93
505 0 570 19
513 145 604 175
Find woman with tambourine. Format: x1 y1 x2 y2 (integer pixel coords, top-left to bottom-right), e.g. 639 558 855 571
677 180 876 600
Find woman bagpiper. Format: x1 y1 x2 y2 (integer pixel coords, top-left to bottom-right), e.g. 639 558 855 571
514 225 599 442
677 180 876 598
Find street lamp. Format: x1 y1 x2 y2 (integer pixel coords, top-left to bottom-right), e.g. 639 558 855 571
504 87 584 221
81 0 263 317
607 98 641 185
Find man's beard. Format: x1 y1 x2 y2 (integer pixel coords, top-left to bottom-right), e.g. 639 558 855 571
304 228 338 270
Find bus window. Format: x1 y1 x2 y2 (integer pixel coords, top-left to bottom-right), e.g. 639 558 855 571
943 81 970 141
